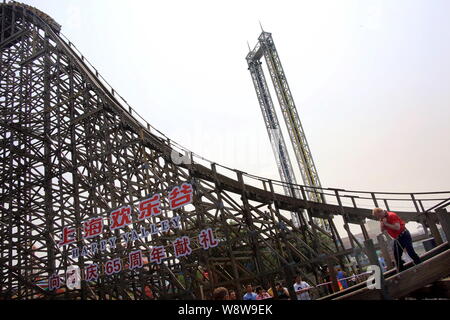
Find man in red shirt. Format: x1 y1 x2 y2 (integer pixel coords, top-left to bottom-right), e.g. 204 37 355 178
372 208 421 272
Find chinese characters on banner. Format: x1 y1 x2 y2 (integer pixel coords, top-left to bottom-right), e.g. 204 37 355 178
58 183 194 248
83 217 103 239
48 274 61 291
169 183 193 210
110 207 132 231
50 183 220 291
138 194 161 220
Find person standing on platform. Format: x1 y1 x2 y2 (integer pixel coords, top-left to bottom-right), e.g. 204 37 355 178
255 287 272 300
372 208 422 272
293 276 312 300
272 282 290 300
228 290 237 300
336 268 348 289
243 284 257 300
321 266 333 295
213 287 229 300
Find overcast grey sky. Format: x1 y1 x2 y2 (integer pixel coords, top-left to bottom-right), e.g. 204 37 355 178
21 0 450 234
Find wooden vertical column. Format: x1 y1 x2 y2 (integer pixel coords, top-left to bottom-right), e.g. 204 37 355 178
414 194 442 245
425 212 443 245
436 208 450 243
42 31 58 300
418 200 429 236
344 197 365 273
360 223 370 241
383 199 391 211
326 258 339 293
332 190 356 273
236 171 264 283
213 163 242 298
349 215 365 273
329 222 348 269
350 196 369 242
68 59 88 300
371 193 379 208
268 180 297 299
188 172 216 297
333 190 351 252
300 186 320 254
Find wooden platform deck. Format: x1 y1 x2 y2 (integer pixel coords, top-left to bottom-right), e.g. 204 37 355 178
317 242 450 300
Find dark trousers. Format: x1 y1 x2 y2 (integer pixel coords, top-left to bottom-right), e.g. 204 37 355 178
393 229 422 272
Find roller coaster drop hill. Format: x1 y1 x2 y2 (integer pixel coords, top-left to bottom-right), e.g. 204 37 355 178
1 1 449 300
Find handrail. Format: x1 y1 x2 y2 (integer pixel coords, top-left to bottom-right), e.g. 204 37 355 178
425 197 450 213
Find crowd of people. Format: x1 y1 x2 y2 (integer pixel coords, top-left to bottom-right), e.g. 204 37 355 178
211 271 368 301
213 283 289 301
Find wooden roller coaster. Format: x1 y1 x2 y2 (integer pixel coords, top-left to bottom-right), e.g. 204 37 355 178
1 1 449 300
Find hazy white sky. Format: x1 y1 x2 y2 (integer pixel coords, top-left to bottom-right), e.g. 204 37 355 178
21 0 450 235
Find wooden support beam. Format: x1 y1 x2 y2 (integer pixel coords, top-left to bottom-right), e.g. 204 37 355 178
236 171 264 283
425 212 443 245
436 208 450 243
360 223 370 241
0 29 28 49
267 180 297 299
326 258 339 293
20 48 46 66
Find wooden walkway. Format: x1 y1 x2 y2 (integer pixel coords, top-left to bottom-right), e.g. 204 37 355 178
318 242 450 300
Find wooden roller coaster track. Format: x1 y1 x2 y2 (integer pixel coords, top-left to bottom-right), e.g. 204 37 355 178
1 1 449 300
